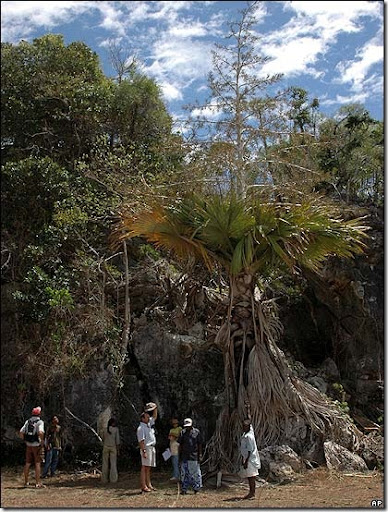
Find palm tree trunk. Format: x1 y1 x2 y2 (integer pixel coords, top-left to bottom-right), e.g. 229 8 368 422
206 273 362 473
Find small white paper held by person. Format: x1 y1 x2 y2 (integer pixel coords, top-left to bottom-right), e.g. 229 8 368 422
162 448 171 461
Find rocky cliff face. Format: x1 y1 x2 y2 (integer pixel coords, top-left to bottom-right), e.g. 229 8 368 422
120 316 224 450
279 206 383 423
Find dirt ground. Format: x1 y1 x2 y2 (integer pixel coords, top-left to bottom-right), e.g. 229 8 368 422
1 466 384 509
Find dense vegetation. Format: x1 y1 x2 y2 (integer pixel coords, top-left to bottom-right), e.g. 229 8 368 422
1 3 383 469
1 34 182 400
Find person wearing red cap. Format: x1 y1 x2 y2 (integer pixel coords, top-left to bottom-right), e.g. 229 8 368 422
19 406 45 487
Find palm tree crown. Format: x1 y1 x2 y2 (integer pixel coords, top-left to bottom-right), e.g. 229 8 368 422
114 194 368 276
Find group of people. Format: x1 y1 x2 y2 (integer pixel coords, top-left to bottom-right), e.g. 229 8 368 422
19 407 63 488
134 402 203 494
20 403 261 499
102 402 261 499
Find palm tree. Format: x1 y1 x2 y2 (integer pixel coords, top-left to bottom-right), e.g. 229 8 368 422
113 194 368 472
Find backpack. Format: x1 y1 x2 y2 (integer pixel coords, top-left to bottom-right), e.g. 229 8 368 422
24 418 39 443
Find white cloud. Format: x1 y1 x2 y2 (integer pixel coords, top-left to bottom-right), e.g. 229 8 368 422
0 1 199 42
261 36 325 78
169 20 208 38
335 32 383 92
147 1 193 21
1 1 94 42
285 1 381 20
320 92 369 108
259 0 383 80
160 81 183 101
252 2 268 23
170 111 194 135
191 101 222 120
96 2 127 37
122 2 151 23
145 37 212 89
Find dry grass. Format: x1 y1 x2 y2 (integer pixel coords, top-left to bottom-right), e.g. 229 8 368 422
1 466 384 509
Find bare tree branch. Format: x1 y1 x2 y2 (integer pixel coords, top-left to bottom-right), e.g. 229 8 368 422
65 407 102 443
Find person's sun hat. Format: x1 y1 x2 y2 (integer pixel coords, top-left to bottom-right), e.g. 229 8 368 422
183 418 193 427
145 402 157 412
32 406 41 416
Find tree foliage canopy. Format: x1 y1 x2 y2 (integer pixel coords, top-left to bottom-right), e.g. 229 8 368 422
1 35 178 396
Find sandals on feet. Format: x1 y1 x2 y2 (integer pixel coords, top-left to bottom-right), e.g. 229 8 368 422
242 494 255 500
141 487 151 493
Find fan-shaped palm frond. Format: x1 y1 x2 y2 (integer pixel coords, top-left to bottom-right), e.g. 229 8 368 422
113 194 369 276
113 201 215 270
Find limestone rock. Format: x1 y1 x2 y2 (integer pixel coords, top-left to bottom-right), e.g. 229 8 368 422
308 375 328 394
360 432 384 470
319 358 340 380
268 462 295 484
323 440 368 472
259 444 304 478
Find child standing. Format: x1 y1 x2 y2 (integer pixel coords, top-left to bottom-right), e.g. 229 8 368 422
168 417 182 482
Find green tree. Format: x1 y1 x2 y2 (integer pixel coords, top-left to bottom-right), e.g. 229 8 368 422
317 104 383 203
113 193 368 471
1 157 71 276
1 154 123 396
107 66 173 149
288 86 319 135
1 31 182 405
248 85 327 199
1 34 111 165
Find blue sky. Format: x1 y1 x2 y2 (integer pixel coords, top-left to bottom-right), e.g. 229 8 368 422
1 1 384 128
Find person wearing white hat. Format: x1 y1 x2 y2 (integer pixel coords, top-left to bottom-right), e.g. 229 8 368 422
19 406 45 488
239 419 261 499
136 403 158 492
145 402 157 413
177 418 203 494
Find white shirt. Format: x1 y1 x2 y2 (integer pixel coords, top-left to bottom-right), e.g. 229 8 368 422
136 417 156 446
240 425 261 469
